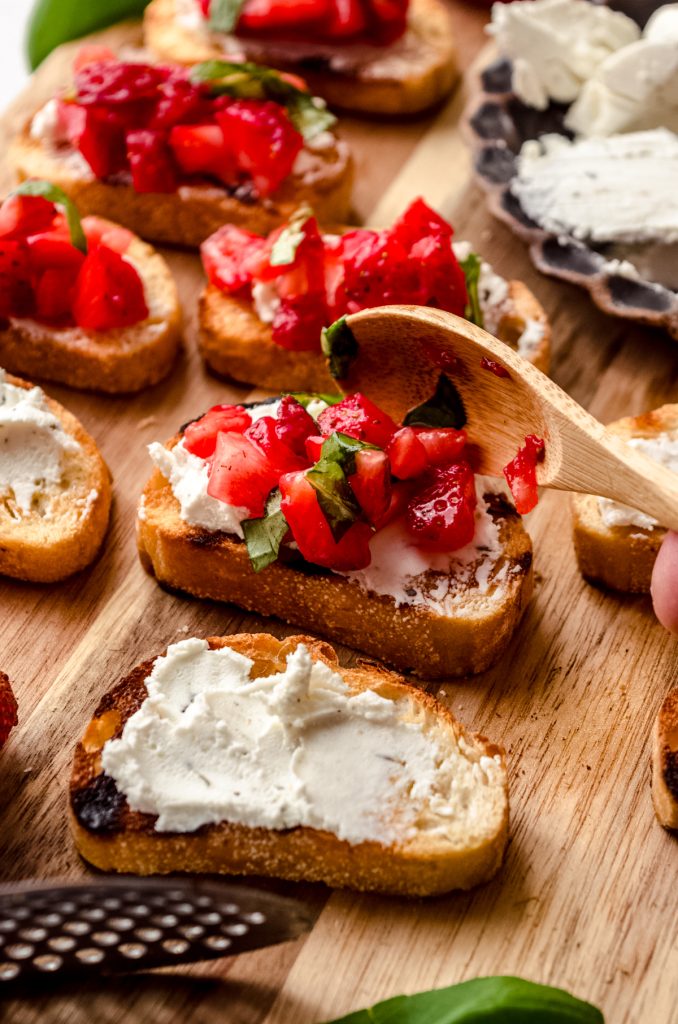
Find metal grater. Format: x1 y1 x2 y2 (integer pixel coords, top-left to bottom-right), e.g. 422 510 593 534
0 877 313 991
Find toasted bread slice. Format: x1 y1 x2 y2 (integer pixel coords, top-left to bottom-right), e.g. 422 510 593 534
0 226 182 394
137 444 533 678
0 373 111 582
199 276 551 392
10 126 353 248
144 0 458 116
653 688 678 831
70 632 509 895
571 405 678 593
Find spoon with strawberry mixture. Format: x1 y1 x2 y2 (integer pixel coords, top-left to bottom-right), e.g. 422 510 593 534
327 305 678 529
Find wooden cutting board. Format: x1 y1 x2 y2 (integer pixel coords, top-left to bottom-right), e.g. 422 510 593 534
1 13 677 1024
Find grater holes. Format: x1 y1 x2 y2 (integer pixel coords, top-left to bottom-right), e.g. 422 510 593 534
33 955 62 973
106 917 134 931
204 935 231 952
222 923 248 937
162 938 189 955
47 936 76 953
0 963 20 980
91 931 120 947
135 928 162 942
75 948 105 964
119 943 148 960
5 943 34 960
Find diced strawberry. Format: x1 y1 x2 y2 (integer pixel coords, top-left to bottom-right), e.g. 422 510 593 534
34 267 78 322
55 100 86 145
126 130 178 193
391 197 452 248
503 434 545 515
275 395 316 456
412 427 467 467
183 404 252 459
405 461 477 552
341 228 412 308
372 479 414 531
216 101 303 197
304 434 324 462
169 123 236 184
386 427 428 480
73 45 117 73
325 0 367 36
366 0 408 43
279 470 372 570
72 245 148 331
272 294 327 351
245 416 309 473
238 0 331 33
74 61 169 107
348 449 391 524
0 675 18 749
323 235 346 321
318 393 397 448
152 75 207 130
0 241 33 318
78 107 128 178
201 224 267 292
26 230 86 273
0 195 56 241
207 431 279 517
410 233 468 314
82 216 134 254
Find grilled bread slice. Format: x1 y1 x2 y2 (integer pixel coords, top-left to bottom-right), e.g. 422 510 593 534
144 0 458 116
70 632 509 895
10 126 353 248
199 277 551 393
0 224 182 394
137 441 533 679
653 688 678 831
571 405 678 593
0 372 111 582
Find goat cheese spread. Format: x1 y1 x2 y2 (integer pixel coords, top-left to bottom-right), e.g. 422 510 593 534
101 638 504 841
598 432 678 530
0 370 80 516
488 0 639 110
511 130 678 245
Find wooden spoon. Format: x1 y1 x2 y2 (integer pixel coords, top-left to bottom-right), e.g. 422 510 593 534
342 305 678 531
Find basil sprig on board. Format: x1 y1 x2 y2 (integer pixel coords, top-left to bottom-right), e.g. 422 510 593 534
459 250 483 328
13 180 87 253
208 0 246 32
325 977 605 1023
26 0 150 70
242 488 288 573
307 433 377 542
190 61 336 139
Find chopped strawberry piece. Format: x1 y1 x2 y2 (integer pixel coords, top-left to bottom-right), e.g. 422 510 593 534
0 675 18 749
324 0 368 36
169 123 236 184
503 434 545 515
245 416 309 473
387 427 428 480
238 0 331 32
34 267 79 321
82 217 134 254
366 0 408 43
56 100 86 145
405 461 477 552
201 224 267 292
348 449 391 524
183 404 253 459
279 470 372 570
26 230 86 273
391 197 452 248
318 393 397 448
0 195 56 241
199 0 211 13
78 107 128 178
340 228 412 308
207 431 279 517
0 241 33 318
72 246 148 331
372 479 414 531
74 61 169 107
275 395 317 456
152 75 207 129
126 130 178 193
304 434 324 462
216 101 303 197
272 294 327 351
412 427 467 467
73 45 117 73
323 235 346 321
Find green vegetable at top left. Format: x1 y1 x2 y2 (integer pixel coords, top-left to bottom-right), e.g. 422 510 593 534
26 0 150 70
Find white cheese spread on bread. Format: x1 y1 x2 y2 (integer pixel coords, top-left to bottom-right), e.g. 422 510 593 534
0 370 80 515
101 638 504 841
598 432 678 530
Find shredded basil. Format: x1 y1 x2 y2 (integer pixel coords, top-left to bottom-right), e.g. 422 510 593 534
241 488 288 573
321 316 359 380
13 180 87 253
270 205 313 267
207 0 246 33
404 373 467 429
286 392 343 410
306 432 376 541
459 251 483 328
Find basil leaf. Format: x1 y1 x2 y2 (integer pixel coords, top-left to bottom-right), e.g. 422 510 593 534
305 432 375 541
270 205 313 267
321 316 359 380
190 61 336 139
404 373 467 429
319 432 377 476
242 488 288 573
459 251 483 328
287 392 343 409
13 180 87 253
208 0 246 32
325 977 605 1023
27 0 149 70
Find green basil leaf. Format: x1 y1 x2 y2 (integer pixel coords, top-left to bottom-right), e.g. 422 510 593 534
325 977 605 1023
208 0 246 33
190 60 336 139
286 391 343 410
26 0 150 70
404 373 466 429
321 316 359 380
241 488 288 573
459 251 483 328
305 432 375 541
319 432 377 477
13 180 87 253
270 205 313 267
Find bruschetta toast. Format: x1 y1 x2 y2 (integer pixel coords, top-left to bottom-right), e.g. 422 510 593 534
10 53 352 247
198 200 551 391
144 0 459 116
571 405 678 593
0 370 111 582
0 183 181 393
653 688 678 831
71 632 509 895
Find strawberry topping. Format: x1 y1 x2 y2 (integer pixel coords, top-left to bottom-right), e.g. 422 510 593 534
200 0 408 46
0 675 18 749
503 434 545 515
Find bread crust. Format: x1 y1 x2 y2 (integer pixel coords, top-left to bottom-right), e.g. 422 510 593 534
653 688 678 831
198 276 552 392
0 231 182 394
10 127 353 248
137 450 533 679
0 374 112 582
571 405 678 593
70 633 509 895
144 0 459 116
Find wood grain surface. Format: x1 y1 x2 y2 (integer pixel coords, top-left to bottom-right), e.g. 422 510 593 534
1 11 677 1024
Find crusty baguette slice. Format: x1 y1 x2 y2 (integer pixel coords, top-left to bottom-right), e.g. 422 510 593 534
10 125 353 248
144 0 458 116
0 226 182 394
137 448 533 679
571 405 678 593
198 276 551 393
0 373 111 582
653 688 678 831
70 632 509 895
